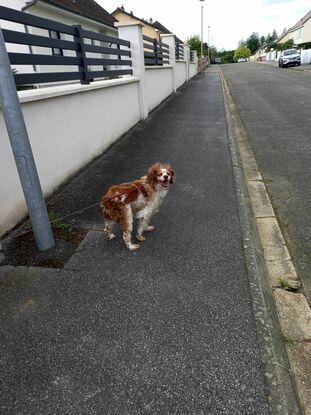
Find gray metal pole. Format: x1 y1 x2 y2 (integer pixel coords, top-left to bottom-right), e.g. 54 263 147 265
200 5 203 56
208 26 211 63
0 28 55 251
200 1 204 57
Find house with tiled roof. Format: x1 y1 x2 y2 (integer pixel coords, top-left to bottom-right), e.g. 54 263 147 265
112 6 183 43
152 21 183 45
0 0 117 33
277 9 311 47
0 0 118 75
112 6 159 39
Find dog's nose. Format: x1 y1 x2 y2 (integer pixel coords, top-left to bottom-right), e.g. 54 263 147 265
163 174 168 180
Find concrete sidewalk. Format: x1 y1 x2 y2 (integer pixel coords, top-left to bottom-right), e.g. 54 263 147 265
0 69 269 414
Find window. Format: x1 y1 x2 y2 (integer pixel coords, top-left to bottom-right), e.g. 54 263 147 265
49 30 63 55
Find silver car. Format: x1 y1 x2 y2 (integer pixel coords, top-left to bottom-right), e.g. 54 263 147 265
279 49 301 68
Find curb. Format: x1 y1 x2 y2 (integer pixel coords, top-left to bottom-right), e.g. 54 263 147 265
220 69 311 415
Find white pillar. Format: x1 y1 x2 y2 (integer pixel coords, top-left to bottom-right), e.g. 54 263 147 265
115 21 148 120
161 33 176 93
183 44 190 81
193 50 198 73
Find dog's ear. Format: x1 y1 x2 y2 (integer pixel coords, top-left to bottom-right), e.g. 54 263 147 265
166 164 175 184
147 163 161 185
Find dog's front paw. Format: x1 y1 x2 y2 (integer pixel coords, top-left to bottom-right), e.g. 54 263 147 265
146 225 156 232
136 234 145 241
108 233 116 240
129 243 140 251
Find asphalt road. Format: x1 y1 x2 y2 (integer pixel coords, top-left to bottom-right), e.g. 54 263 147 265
223 62 311 304
0 70 269 414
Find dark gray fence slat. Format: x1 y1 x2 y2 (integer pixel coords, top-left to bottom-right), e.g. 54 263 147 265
156 40 169 49
86 69 132 79
81 28 130 47
0 5 75 35
3 29 78 50
83 43 131 57
143 34 154 43
143 43 154 51
14 71 81 85
85 58 132 66
144 51 155 58
8 52 79 66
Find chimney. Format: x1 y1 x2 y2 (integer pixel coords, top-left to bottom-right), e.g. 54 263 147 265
149 18 153 24
130 11 133 17
120 4 124 11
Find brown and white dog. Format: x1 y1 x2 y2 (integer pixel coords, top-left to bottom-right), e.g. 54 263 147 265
100 163 175 250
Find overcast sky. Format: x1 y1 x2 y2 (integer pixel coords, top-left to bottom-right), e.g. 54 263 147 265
97 0 309 50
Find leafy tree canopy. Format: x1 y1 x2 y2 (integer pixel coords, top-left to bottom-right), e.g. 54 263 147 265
260 35 266 46
245 32 260 53
186 35 208 57
277 38 294 51
233 45 252 61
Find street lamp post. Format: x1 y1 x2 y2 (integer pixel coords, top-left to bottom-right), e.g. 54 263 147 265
208 25 211 62
199 0 204 57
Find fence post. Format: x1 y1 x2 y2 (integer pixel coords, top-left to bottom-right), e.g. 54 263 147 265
73 24 90 85
0 28 55 251
153 38 159 66
161 34 176 93
116 21 148 120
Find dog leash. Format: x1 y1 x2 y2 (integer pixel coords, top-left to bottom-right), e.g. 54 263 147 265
0 185 151 247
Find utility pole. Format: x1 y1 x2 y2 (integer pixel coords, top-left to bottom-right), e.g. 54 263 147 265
0 28 55 251
199 0 205 57
208 25 211 63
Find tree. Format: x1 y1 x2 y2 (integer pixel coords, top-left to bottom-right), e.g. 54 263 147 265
271 29 278 41
186 35 208 57
208 46 218 63
260 35 266 46
278 38 294 51
245 32 260 53
217 49 235 64
233 45 252 61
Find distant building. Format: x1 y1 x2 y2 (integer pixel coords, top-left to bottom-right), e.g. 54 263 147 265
112 5 183 43
152 20 183 44
277 9 311 47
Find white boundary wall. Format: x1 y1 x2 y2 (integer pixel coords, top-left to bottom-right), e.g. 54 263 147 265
145 67 174 112
0 21 198 235
301 49 311 64
190 63 197 78
175 61 187 89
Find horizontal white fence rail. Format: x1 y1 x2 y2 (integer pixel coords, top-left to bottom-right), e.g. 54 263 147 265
0 19 199 235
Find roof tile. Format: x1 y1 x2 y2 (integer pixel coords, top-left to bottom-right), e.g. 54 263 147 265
42 0 117 28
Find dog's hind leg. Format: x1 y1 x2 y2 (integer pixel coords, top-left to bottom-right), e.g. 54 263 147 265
103 210 115 240
122 206 140 251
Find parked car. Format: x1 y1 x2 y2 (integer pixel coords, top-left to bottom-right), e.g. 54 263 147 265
279 49 301 68
237 57 247 63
